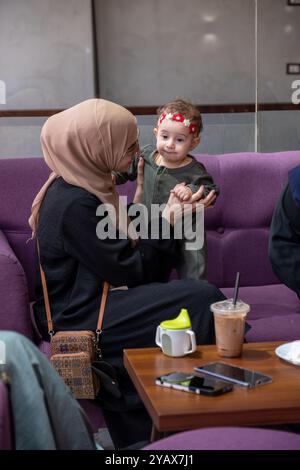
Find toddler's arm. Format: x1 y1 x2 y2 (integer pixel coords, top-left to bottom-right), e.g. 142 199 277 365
187 162 220 200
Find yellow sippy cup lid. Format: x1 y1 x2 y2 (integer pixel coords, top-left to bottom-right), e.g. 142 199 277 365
160 308 191 330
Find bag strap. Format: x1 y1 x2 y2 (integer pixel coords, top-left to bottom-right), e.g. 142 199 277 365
37 241 54 337
37 240 109 339
96 280 109 344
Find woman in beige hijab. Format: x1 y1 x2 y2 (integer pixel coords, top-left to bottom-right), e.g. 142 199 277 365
31 99 225 449
29 98 139 239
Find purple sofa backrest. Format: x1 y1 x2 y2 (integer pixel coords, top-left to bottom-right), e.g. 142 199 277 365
0 158 50 300
0 151 299 300
199 152 300 287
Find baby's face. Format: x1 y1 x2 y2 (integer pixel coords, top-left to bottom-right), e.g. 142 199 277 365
154 119 199 167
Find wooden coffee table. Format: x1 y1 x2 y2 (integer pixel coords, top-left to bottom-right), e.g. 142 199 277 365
124 341 300 441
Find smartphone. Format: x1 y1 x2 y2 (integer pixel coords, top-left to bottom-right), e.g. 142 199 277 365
194 362 272 388
155 371 233 396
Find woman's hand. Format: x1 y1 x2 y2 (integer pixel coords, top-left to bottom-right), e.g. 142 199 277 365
162 184 217 225
162 188 189 226
133 157 144 204
171 183 216 208
190 185 217 209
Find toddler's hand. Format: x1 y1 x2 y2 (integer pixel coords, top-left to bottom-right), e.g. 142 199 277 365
172 182 193 202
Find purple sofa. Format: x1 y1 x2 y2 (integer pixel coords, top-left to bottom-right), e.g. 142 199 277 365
144 426 300 450
1 151 300 447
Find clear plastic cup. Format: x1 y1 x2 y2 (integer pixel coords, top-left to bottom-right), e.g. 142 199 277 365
210 299 250 357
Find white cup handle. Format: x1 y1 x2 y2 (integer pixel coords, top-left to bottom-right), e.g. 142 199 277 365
155 326 162 348
185 330 196 354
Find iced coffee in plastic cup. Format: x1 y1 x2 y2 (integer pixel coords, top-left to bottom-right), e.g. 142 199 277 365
210 299 250 357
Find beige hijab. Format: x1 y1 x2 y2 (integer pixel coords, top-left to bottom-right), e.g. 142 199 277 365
29 99 138 238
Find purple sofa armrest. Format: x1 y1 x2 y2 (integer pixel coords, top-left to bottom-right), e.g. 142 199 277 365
0 230 33 340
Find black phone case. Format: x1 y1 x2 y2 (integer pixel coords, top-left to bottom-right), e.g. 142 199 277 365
194 362 272 388
155 375 233 396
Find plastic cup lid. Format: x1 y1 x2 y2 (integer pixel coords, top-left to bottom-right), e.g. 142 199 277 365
210 298 250 315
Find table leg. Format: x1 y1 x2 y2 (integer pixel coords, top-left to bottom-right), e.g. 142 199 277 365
150 423 163 442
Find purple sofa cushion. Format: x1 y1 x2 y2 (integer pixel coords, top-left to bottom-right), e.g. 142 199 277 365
221 284 300 342
200 152 300 231
0 230 33 339
0 158 50 231
246 314 300 342
206 228 276 288
201 152 300 288
143 426 300 450
4 233 37 303
0 158 50 302
221 284 300 320
0 380 13 450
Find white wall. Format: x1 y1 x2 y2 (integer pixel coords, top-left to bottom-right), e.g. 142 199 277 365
258 0 300 102
0 0 299 157
95 0 300 107
0 0 95 109
0 0 95 157
95 0 255 106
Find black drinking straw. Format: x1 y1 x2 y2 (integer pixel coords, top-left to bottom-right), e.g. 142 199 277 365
233 272 240 306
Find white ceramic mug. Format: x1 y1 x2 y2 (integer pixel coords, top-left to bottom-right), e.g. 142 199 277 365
155 325 196 357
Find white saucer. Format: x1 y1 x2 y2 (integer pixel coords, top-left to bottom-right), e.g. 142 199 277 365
275 341 300 366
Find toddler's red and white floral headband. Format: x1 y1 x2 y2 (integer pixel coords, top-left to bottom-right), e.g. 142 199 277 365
158 112 198 134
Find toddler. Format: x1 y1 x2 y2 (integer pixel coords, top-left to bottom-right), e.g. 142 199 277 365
115 98 219 280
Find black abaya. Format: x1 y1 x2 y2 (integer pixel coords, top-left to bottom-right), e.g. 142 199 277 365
33 178 225 448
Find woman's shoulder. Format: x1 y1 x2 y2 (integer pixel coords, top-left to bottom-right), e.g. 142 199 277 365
46 178 100 216
51 178 98 201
